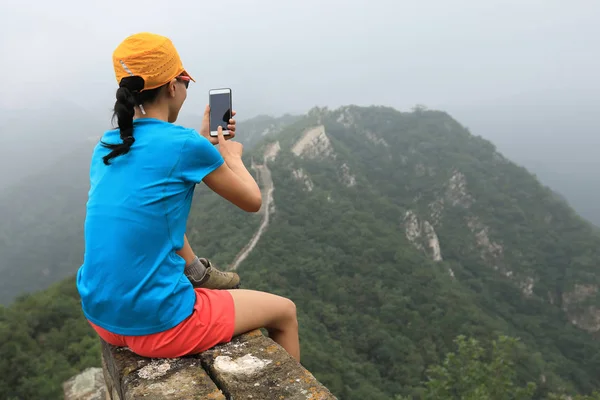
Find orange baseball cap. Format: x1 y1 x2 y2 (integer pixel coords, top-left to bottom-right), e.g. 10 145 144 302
112 32 195 91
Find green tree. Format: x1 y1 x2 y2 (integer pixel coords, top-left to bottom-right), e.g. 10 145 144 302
411 335 536 399
398 335 600 400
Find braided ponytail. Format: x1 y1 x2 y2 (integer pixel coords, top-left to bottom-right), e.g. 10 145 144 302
101 76 162 165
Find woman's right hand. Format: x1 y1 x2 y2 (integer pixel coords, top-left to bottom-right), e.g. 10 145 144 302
203 125 262 212
217 125 243 161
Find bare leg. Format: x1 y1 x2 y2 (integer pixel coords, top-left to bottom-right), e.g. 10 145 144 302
227 289 300 362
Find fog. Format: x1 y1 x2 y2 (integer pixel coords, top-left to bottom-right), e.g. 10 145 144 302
1 0 599 221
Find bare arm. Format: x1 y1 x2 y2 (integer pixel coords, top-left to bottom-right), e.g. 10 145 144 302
203 157 262 212
202 127 261 212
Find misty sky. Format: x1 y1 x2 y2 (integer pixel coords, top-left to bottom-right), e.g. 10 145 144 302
1 0 598 116
1 0 599 220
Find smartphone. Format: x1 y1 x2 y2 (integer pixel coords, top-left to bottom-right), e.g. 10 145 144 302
209 88 232 137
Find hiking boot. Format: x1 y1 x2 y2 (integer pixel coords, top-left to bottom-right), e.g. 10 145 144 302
185 257 241 290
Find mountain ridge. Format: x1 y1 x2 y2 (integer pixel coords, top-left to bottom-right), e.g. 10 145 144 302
0 104 599 399
201 104 599 396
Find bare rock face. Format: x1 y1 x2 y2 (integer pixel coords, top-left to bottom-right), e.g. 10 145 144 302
404 210 443 262
293 168 314 192
292 125 335 159
339 163 356 187
95 329 336 400
63 367 106 400
446 171 474 208
562 284 600 333
264 141 281 162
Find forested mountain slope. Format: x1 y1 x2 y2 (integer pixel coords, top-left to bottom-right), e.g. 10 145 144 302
225 105 600 399
1 105 599 399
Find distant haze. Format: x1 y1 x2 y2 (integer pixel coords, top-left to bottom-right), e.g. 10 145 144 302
1 0 599 222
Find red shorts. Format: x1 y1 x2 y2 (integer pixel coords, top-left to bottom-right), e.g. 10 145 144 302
88 288 236 358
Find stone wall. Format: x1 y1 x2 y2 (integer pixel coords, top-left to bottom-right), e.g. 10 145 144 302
64 330 336 400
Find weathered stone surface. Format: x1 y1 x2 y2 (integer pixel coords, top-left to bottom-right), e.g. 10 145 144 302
201 329 337 400
93 330 336 399
101 340 225 400
63 367 106 400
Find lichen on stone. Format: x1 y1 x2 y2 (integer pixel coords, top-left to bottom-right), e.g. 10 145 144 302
213 354 273 375
137 360 172 380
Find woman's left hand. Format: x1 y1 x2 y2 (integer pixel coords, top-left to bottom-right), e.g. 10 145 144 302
200 105 236 145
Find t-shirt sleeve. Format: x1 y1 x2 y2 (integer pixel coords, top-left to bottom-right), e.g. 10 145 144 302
179 130 225 184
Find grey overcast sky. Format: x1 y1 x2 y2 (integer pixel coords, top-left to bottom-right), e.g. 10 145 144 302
1 0 600 222
1 0 598 117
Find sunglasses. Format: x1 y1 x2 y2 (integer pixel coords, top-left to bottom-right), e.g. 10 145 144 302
176 75 191 89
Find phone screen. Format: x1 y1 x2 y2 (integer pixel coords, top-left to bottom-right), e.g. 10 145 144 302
209 90 232 134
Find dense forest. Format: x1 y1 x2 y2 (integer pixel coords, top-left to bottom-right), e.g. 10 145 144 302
2 278 599 399
396 334 600 400
1 105 600 399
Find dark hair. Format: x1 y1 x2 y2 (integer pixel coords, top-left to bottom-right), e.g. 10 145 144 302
101 76 163 165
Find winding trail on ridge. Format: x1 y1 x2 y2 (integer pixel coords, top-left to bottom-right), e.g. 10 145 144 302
228 144 278 271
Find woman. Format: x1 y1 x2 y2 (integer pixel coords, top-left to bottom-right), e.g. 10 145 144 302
76 32 300 362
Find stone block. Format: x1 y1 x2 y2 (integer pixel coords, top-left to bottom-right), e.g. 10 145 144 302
93 330 336 399
200 329 336 400
100 340 225 399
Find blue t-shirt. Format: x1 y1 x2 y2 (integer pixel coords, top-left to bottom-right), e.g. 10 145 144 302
76 118 224 336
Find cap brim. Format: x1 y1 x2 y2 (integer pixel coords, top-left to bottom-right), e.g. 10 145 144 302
181 69 195 82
